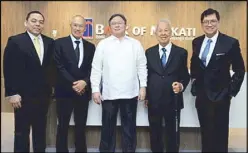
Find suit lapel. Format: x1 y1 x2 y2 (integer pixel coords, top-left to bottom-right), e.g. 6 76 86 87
207 33 223 66
195 35 205 57
80 40 88 68
150 45 163 74
195 35 206 68
24 32 41 65
67 36 78 65
41 35 48 66
164 44 176 70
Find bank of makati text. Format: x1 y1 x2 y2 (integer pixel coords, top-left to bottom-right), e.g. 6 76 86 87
94 24 196 40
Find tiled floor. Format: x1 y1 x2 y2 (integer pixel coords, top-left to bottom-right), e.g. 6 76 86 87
1 112 247 152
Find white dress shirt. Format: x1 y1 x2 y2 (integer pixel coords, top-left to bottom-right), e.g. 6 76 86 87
70 35 84 68
158 42 172 60
90 35 147 100
27 31 44 64
199 31 219 66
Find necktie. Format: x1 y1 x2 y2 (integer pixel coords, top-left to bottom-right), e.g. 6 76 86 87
34 37 41 59
161 47 167 68
201 39 212 66
74 41 80 64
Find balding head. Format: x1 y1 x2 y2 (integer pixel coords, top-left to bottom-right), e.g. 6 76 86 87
70 15 85 25
70 15 86 39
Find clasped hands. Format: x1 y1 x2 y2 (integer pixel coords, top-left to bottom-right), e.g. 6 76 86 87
7 80 87 109
72 80 87 95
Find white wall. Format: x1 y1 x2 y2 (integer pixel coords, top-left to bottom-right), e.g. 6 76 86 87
68 72 247 128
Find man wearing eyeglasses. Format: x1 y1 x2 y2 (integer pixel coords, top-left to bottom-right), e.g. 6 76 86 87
90 13 147 152
54 15 95 152
190 8 245 152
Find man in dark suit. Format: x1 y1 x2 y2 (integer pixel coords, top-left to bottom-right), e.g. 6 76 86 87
190 8 245 152
145 19 190 152
3 11 55 152
54 15 95 152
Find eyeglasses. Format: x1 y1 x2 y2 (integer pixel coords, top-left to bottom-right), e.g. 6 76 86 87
202 20 218 26
110 22 125 26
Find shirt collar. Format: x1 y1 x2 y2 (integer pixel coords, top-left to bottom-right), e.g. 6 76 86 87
27 31 42 40
159 42 172 52
204 30 219 44
109 34 129 41
70 34 83 44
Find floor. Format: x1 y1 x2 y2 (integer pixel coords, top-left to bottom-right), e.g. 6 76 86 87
1 112 246 152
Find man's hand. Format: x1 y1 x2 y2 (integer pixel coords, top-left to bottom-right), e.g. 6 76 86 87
72 80 87 95
172 82 183 94
144 100 148 108
7 95 22 109
92 92 102 105
138 87 146 101
77 88 86 96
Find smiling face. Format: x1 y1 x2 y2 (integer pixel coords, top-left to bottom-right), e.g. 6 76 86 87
109 16 126 38
155 21 172 47
25 13 44 36
70 16 86 39
201 13 219 38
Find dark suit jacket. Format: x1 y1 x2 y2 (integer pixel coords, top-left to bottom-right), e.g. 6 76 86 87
54 36 95 99
3 32 55 98
146 43 190 110
190 32 245 102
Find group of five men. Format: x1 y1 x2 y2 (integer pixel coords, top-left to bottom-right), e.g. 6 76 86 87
3 8 245 153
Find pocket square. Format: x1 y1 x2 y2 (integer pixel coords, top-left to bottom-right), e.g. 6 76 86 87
216 53 225 56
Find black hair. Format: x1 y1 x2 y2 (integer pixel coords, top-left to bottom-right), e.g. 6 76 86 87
201 8 220 22
26 11 45 21
108 13 127 25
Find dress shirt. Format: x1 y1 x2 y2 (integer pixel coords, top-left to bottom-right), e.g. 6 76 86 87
199 31 219 66
27 31 44 64
70 34 84 68
159 42 184 91
158 42 172 60
90 35 147 100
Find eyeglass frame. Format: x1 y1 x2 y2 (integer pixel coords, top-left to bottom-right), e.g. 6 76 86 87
201 20 219 26
110 22 125 26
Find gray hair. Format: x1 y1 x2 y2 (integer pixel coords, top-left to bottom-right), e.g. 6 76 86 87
156 19 172 32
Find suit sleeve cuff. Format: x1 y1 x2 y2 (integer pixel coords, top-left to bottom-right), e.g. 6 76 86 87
6 94 21 99
180 83 184 92
140 82 147 88
92 87 100 93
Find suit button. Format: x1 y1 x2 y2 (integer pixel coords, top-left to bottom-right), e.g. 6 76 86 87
161 76 165 79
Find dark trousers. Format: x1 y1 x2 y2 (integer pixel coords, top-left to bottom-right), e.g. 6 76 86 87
99 97 138 152
148 104 181 152
196 92 231 152
56 96 89 152
14 97 49 152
